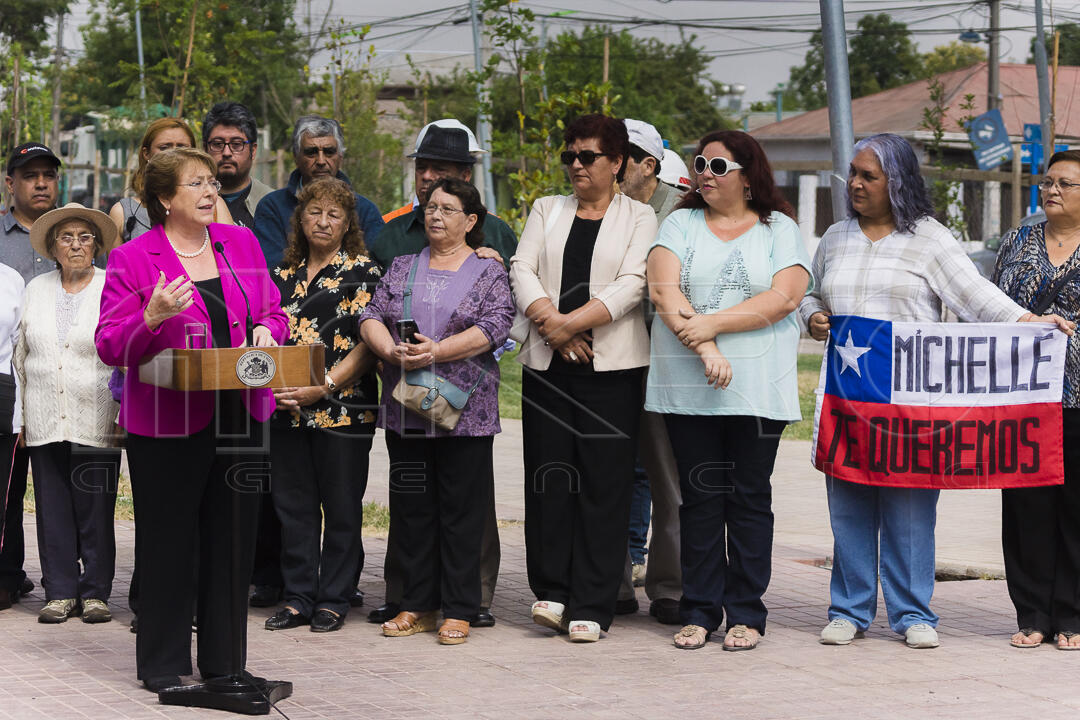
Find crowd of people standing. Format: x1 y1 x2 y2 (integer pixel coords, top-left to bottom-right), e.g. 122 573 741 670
1 99 1080 695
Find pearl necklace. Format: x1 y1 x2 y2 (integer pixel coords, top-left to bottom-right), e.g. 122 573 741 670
168 228 210 258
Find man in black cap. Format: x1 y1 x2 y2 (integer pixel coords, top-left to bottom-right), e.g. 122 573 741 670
0 142 61 610
365 119 517 269
364 119 515 629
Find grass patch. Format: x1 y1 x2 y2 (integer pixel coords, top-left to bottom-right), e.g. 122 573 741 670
783 353 824 441
498 348 523 420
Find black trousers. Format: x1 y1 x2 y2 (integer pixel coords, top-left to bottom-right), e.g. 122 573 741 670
1003 408 1080 634
29 442 119 601
270 425 371 617
664 414 785 634
522 367 643 630
0 443 28 593
126 394 265 680
250 483 283 589
385 430 493 621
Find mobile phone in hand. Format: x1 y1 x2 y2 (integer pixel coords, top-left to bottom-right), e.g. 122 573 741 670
396 319 419 344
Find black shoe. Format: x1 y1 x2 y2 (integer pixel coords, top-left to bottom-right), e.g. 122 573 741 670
472 607 496 627
143 675 181 692
264 607 309 631
614 597 639 615
367 602 400 624
18 578 34 598
0 589 11 611
130 616 138 634
310 609 345 633
348 589 365 608
649 598 681 625
249 585 281 608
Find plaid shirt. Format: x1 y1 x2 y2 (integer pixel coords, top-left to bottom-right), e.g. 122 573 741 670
798 217 1025 325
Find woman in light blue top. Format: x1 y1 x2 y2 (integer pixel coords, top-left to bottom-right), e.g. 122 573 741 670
646 130 812 651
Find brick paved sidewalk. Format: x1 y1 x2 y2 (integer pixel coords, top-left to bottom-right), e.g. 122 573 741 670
1 433 1076 719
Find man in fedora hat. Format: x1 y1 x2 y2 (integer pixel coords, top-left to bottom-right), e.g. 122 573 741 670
365 119 517 270
364 119 515 629
0 142 62 611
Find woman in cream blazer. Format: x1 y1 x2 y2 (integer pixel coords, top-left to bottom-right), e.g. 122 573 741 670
510 114 657 643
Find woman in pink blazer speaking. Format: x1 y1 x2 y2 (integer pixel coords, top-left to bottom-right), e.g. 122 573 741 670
96 148 287 692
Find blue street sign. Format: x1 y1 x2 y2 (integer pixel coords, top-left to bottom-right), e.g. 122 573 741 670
1024 123 1043 143
969 109 1013 170
1020 142 1068 168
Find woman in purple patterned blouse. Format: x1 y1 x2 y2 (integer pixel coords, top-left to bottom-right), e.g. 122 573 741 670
358 177 513 645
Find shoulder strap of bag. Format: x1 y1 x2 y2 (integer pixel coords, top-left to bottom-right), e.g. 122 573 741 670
1032 266 1080 315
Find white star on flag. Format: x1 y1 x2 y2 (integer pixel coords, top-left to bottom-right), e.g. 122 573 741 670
835 330 871 377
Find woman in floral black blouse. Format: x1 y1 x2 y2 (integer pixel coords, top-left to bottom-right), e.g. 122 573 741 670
265 178 382 633
993 149 1080 651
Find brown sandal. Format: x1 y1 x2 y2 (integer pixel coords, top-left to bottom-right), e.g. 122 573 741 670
381 611 436 637
722 624 760 651
438 618 471 645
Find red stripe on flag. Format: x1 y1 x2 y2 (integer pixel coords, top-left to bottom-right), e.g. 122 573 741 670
813 395 1064 489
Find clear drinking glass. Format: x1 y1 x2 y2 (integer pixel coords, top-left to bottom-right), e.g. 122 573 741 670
185 323 208 349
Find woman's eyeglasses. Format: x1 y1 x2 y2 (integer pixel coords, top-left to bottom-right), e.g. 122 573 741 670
1038 178 1080 193
56 233 96 247
178 178 223 193
693 155 743 177
560 150 611 166
424 204 465 218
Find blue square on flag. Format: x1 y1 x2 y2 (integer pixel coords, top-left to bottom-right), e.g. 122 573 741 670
824 315 893 404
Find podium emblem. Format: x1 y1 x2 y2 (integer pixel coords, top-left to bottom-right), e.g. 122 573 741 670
236 350 276 387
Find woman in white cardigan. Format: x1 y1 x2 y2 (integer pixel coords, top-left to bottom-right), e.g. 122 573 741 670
15 204 120 624
510 114 657 643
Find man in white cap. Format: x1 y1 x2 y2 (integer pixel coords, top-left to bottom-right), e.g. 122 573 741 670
365 119 514 629
367 119 516 270
614 119 685 626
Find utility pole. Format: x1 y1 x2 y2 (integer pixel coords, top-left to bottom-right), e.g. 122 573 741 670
135 6 147 109
820 0 855 221
988 0 1000 111
470 0 498 212
50 13 64 150
1034 0 1053 174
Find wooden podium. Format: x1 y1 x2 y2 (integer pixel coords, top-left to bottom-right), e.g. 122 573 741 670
138 344 325 390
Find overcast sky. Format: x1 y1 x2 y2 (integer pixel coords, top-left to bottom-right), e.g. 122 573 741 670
58 1 1080 104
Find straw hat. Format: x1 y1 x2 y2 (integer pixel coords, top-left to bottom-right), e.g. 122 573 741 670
29 203 118 260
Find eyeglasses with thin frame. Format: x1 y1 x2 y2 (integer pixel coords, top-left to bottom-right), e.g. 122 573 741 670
560 150 611 166
424 204 466 218
178 178 223 193
206 138 252 154
301 145 338 158
56 232 96 247
693 155 743 177
1038 177 1080 193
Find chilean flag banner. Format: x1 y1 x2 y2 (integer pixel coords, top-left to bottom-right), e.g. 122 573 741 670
812 315 1067 489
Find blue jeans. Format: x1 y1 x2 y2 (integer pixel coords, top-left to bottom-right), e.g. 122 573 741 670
627 458 651 565
826 477 940 634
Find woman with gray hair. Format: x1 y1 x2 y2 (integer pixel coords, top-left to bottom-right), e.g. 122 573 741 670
798 133 1072 649
16 204 121 624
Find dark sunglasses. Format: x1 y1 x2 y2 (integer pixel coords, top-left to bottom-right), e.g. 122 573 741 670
560 150 611 166
693 155 744 177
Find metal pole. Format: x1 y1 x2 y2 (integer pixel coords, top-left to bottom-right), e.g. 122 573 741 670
470 0 498 212
50 13 64 150
988 0 1000 111
820 0 855 221
774 85 784 124
135 5 147 108
1034 0 1053 174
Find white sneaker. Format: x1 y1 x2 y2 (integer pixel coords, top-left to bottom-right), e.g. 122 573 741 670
904 623 940 648
820 618 863 645
631 563 646 587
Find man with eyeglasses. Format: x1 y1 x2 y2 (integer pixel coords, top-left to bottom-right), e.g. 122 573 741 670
0 142 61 611
253 115 384 268
367 120 517 270
202 102 273 229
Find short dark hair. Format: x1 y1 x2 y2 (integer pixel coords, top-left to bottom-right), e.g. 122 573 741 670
141 148 217 227
563 114 630 183
628 144 660 179
1048 148 1080 171
202 102 258 145
676 130 795 224
425 177 486 248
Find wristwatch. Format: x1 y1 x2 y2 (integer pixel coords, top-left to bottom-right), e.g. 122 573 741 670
325 372 337 391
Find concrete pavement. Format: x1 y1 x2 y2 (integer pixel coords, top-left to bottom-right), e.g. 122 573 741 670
1 426 1076 720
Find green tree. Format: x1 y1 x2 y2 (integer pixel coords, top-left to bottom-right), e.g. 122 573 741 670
789 30 827 110
1028 22 1080 66
922 41 986 77
0 0 71 55
1 0 71 151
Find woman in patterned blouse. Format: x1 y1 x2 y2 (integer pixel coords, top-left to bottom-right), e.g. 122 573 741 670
994 149 1080 650
800 133 1072 651
265 178 382 634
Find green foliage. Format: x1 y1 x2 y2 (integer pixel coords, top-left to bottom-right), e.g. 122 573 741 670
789 30 827 111
0 0 70 56
922 41 986 77
848 14 923 97
918 77 977 240
314 22 405 214
1028 22 1080 65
